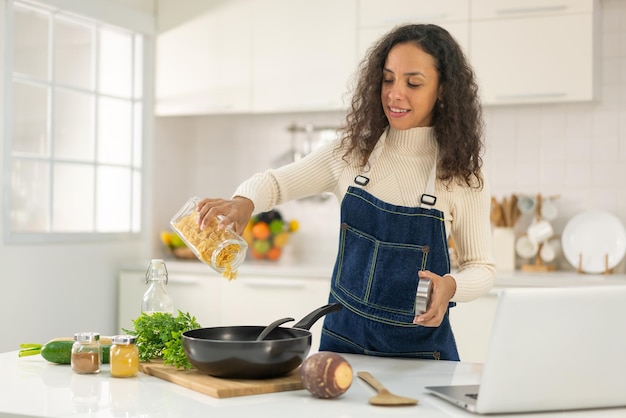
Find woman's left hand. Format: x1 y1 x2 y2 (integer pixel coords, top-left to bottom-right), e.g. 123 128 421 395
413 270 457 327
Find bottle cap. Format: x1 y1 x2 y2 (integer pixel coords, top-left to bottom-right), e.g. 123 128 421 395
145 259 168 284
74 332 100 343
112 335 137 345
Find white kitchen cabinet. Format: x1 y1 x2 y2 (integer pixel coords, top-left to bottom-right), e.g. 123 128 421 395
357 0 470 58
155 0 253 115
251 0 357 113
471 0 592 19
219 275 331 352
117 270 222 332
470 0 598 105
449 291 499 363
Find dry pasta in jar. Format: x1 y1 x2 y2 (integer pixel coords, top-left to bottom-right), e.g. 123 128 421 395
170 197 247 280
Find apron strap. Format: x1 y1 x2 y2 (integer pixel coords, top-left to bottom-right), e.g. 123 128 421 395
353 129 387 188
353 128 438 210
420 161 437 208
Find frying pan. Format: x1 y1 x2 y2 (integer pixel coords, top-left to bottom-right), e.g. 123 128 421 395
182 303 342 379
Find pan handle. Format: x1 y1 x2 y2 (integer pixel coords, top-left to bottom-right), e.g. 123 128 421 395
292 303 342 330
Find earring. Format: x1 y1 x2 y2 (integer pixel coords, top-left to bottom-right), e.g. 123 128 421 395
438 100 444 109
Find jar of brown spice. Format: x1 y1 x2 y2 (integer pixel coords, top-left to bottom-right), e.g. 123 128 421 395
71 332 101 374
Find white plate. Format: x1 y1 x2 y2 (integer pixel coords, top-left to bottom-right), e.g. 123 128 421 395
561 210 626 273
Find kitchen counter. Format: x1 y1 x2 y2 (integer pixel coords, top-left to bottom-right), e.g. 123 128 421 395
2 351 625 418
129 259 626 287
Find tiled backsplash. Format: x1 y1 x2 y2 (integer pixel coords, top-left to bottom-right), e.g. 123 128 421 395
154 0 626 274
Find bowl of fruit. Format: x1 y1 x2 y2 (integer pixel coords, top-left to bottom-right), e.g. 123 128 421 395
242 210 299 261
160 230 196 260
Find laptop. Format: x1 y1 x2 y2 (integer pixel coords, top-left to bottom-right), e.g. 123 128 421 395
426 285 626 414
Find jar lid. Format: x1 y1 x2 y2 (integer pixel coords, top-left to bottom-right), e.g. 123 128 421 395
112 334 137 344
74 332 100 342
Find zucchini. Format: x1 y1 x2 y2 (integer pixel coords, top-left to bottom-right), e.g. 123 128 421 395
19 337 112 364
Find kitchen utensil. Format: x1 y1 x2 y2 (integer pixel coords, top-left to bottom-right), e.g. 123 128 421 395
492 227 516 272
357 371 418 406
501 196 512 227
490 197 504 226
255 317 294 341
515 236 538 259
561 210 626 274
527 219 554 244
517 195 537 214
510 194 521 225
139 360 303 398
540 198 558 221
540 241 556 263
182 303 342 379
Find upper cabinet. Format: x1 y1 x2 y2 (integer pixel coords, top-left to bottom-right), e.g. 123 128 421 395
357 0 469 59
154 0 600 115
251 0 357 113
155 0 254 115
156 0 356 115
470 0 599 105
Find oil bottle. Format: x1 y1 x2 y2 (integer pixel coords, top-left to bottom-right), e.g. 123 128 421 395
141 259 174 315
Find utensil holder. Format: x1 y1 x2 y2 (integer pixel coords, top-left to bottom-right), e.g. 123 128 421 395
520 193 559 272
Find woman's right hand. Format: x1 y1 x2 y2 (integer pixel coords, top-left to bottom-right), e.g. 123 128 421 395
196 196 254 235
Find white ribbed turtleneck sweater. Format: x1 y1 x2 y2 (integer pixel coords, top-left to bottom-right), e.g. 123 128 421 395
234 127 495 302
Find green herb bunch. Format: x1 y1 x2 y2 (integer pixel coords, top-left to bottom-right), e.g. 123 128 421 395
123 310 201 370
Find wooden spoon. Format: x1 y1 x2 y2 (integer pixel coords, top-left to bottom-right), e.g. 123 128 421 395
357 371 418 406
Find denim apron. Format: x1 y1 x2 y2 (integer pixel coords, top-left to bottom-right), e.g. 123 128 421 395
319 130 459 361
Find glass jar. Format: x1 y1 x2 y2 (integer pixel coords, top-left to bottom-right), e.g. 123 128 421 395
141 259 175 315
170 196 248 280
110 335 139 378
71 332 101 374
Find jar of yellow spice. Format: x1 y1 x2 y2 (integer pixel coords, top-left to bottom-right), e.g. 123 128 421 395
110 335 139 378
170 196 248 280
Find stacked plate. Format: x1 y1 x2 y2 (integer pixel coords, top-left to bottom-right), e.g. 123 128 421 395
561 210 626 273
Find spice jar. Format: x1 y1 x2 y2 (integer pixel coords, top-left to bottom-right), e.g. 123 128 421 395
71 332 101 374
110 335 139 378
170 196 248 280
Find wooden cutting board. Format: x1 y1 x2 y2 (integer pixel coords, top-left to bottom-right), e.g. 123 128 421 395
139 361 303 399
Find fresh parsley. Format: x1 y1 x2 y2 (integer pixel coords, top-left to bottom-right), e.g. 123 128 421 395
123 310 201 370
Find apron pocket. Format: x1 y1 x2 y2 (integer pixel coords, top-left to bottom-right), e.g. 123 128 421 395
336 223 429 316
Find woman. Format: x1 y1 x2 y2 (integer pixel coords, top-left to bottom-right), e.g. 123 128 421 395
197 24 495 361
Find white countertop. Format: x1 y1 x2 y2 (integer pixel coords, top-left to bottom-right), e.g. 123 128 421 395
128 258 626 288
2 351 625 418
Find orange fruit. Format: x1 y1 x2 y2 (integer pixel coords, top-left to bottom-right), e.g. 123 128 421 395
250 248 265 260
266 246 282 261
252 222 271 240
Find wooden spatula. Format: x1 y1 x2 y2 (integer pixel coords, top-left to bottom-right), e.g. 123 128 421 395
357 371 418 406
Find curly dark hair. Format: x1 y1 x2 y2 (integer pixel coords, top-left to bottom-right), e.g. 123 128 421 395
339 24 484 188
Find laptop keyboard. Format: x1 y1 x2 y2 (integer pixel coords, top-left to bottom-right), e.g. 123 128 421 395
465 393 479 400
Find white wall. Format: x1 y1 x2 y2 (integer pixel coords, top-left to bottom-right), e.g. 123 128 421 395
153 0 626 274
0 0 156 353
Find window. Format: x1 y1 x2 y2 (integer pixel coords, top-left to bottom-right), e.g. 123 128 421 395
5 0 144 240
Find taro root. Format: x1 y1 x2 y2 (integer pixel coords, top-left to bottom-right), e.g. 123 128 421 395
299 352 353 399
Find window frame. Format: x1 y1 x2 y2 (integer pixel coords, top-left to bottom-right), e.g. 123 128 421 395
2 0 154 244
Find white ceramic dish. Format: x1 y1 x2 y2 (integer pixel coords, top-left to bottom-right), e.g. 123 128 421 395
561 210 626 273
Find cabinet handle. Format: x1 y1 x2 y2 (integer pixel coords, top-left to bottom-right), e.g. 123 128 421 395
495 5 567 15
494 92 566 100
240 279 306 289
